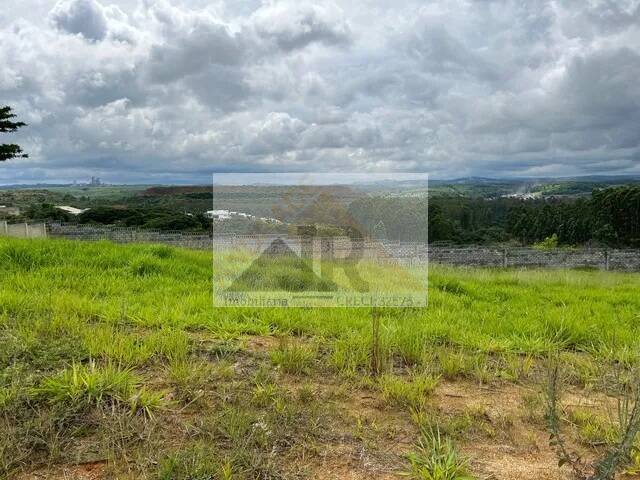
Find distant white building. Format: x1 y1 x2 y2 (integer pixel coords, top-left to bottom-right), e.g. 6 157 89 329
205 209 231 220
500 192 542 200
55 206 89 216
204 209 258 220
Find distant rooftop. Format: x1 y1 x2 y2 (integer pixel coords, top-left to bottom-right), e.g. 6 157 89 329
55 206 89 215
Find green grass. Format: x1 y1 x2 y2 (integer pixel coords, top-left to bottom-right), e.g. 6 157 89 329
31 362 167 418
378 373 439 410
567 408 619 446
167 358 215 404
2 236 640 478
157 443 233 480
3 237 640 361
270 340 317 375
404 428 473 480
32 362 138 406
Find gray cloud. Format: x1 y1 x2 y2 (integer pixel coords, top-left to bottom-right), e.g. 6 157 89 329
50 0 108 41
147 22 243 83
1 0 640 184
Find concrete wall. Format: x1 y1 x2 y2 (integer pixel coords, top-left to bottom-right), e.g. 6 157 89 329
0 222 47 239
48 223 211 249
44 224 640 272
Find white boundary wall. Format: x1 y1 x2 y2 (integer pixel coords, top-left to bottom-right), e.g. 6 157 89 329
41 224 640 272
0 222 47 239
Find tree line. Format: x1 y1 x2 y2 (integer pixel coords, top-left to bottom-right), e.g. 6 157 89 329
349 186 640 247
11 186 640 246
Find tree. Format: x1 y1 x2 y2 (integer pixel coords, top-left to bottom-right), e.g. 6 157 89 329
0 106 28 162
533 233 559 250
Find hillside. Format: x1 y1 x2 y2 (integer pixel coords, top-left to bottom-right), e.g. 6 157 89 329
2 237 640 479
4 181 640 246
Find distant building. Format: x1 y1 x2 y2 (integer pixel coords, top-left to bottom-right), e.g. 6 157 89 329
205 209 232 220
0 205 20 216
204 209 258 221
55 206 89 216
90 176 102 186
500 192 542 200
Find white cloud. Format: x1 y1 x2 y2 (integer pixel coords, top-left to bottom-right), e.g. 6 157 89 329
1 0 640 184
250 1 352 51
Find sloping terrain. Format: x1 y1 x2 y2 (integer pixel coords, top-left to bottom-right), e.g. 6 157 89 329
2 238 640 479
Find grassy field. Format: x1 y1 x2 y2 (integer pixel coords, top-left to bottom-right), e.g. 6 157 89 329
2 237 640 479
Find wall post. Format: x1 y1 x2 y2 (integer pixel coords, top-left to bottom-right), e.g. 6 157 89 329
604 249 609 271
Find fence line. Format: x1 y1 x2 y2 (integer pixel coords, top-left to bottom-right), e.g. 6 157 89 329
0 221 48 239
26 223 640 272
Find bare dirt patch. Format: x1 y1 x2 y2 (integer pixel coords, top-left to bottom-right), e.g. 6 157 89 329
16 461 106 480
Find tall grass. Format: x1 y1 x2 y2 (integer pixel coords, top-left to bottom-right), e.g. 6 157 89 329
3 237 640 361
31 362 165 417
379 373 439 410
2 237 640 478
270 339 316 374
33 362 135 406
404 427 473 480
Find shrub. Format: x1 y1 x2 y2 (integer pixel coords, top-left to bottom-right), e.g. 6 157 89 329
545 361 640 480
404 428 473 480
533 233 559 250
32 362 166 417
33 362 138 407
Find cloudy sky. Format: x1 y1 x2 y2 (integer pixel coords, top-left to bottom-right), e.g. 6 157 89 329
1 0 639 184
